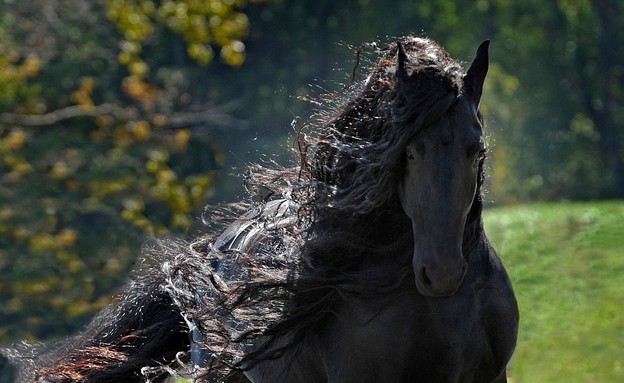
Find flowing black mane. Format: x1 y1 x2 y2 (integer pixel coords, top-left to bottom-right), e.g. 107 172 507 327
305 37 464 215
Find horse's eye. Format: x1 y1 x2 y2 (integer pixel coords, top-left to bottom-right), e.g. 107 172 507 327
406 151 415 161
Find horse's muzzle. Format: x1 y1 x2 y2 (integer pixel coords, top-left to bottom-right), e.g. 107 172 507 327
414 259 467 297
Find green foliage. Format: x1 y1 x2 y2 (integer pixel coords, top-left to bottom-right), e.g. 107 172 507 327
478 0 623 201
485 202 624 382
108 0 249 66
0 0 251 342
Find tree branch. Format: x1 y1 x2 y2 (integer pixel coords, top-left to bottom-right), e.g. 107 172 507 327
1 103 127 126
165 105 248 131
1 103 248 130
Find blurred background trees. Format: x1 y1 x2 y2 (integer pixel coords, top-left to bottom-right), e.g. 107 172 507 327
0 0 621 352
0 0 251 342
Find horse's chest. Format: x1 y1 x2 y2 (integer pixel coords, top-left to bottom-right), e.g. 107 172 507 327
319 289 512 383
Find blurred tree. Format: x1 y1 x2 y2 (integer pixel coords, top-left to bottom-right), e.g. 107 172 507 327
472 0 623 200
0 0 254 342
570 0 623 197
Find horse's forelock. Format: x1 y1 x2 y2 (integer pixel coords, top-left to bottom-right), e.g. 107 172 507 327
302 37 465 217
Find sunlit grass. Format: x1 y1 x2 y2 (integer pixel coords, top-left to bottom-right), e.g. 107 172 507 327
484 201 624 383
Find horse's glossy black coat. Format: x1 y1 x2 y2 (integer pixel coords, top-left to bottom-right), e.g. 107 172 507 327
245 256 517 382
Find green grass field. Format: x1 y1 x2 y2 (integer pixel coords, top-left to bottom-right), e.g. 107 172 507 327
484 201 624 383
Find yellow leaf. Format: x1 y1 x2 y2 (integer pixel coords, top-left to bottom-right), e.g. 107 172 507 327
49 162 70 180
174 129 191 149
131 120 152 140
56 229 78 247
5 129 26 150
157 168 176 184
13 227 29 242
129 60 149 77
0 208 13 221
152 114 167 127
22 54 41 77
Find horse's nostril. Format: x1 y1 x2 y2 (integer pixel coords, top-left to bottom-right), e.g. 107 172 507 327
419 264 466 290
420 267 432 286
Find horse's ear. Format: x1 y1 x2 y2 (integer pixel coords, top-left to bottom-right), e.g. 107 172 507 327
464 40 489 107
396 41 409 85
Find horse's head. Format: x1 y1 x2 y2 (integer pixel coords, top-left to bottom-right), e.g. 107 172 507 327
396 40 489 297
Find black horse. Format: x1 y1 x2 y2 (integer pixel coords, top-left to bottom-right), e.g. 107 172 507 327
4 36 518 383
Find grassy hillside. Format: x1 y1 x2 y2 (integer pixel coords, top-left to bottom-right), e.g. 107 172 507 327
483 202 624 383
